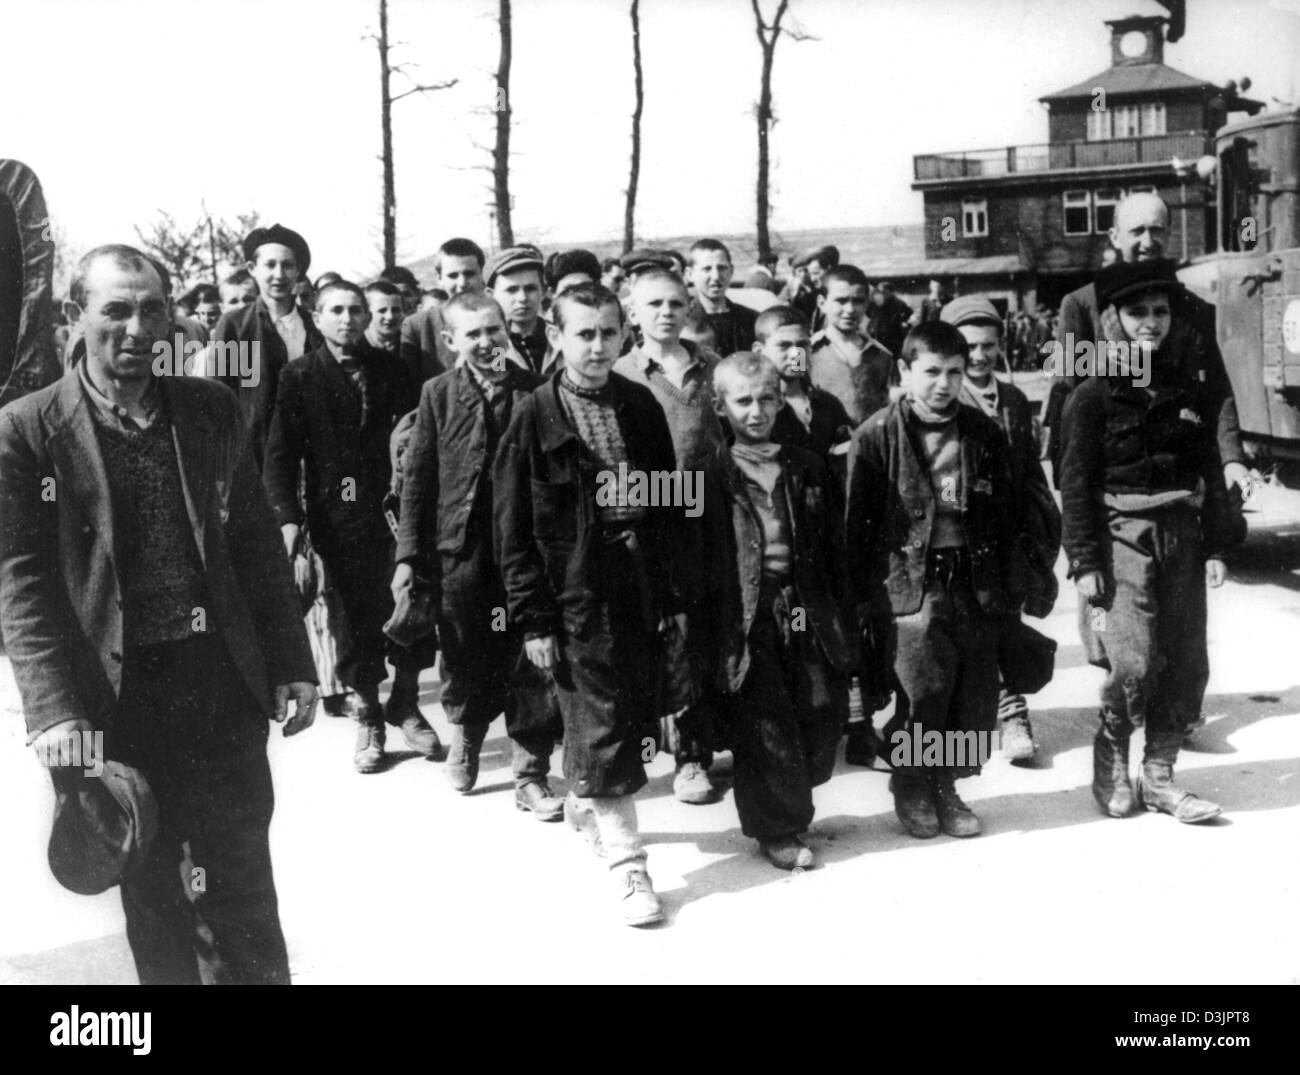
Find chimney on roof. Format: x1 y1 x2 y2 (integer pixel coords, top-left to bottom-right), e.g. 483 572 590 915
1106 14 1166 67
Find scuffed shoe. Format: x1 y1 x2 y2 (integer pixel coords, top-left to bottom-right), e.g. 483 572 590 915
352 721 386 774
1138 765 1222 824
398 713 442 757
1000 713 1036 763
515 780 565 822
890 771 940 839
759 834 815 871
444 724 487 793
673 761 717 805
931 769 982 837
617 869 664 927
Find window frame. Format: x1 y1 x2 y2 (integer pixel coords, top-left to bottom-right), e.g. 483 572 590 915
1063 190 1092 236
961 198 989 238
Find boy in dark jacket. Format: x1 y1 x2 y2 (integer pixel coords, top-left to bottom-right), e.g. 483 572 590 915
703 353 856 870
393 292 562 816
1061 260 1234 824
847 322 1024 839
264 281 439 773
494 283 684 927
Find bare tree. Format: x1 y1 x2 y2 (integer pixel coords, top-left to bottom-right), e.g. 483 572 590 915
135 209 263 292
623 0 644 254
750 0 814 262
370 0 458 270
492 0 515 247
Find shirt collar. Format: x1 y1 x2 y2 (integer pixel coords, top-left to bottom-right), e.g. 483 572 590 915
635 342 703 378
77 360 161 430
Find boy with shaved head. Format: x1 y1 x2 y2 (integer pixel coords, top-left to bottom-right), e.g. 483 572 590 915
701 352 856 870
394 291 563 813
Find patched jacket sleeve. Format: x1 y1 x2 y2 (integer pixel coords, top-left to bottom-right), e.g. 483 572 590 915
845 423 889 616
396 381 440 586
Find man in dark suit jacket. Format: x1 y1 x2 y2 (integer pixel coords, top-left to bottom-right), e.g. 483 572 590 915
0 245 317 984
209 224 323 472
264 280 438 774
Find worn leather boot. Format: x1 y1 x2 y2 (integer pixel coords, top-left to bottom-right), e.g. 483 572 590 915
1092 712 1137 818
889 770 940 839
1138 729 1222 824
385 672 443 758
444 723 489 793
931 768 982 837
352 687 386 774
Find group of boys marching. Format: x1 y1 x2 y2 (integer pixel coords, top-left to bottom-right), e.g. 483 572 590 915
204 195 1241 929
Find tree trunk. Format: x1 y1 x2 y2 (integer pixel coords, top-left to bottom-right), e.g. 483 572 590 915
494 0 514 248
623 0 643 254
752 0 789 263
378 0 397 270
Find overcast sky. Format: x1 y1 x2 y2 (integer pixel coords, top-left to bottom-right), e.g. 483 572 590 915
3 0 1297 280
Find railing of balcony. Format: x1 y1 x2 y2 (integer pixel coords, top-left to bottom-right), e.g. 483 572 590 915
913 132 1211 181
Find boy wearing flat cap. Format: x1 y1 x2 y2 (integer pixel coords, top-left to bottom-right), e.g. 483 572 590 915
941 295 1062 763
210 223 321 471
1062 259 1237 825
488 246 557 376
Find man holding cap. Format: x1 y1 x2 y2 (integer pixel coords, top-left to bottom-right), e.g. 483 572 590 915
941 295 1061 762
488 245 556 375
0 244 318 983
209 222 321 471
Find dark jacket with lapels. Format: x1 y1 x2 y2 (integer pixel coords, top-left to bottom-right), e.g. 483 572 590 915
210 296 323 472
846 398 1025 619
395 362 542 595
263 343 417 557
493 371 683 641
702 441 857 693
0 368 315 740
1059 365 1237 580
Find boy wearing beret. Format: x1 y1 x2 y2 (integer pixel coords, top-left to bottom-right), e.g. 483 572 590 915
210 223 321 471
1062 260 1235 823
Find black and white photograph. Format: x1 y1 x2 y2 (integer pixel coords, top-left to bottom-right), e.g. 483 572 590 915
1 0 1298 1024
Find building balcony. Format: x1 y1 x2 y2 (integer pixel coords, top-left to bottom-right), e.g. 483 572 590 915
913 131 1212 185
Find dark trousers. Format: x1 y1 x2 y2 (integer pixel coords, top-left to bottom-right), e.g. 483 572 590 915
552 539 660 798
661 604 715 766
720 581 846 840
1079 504 1208 736
109 635 289 985
319 534 432 691
888 552 1001 778
439 564 560 783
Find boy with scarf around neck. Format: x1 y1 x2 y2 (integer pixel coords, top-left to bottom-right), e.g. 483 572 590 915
494 283 685 927
941 296 1063 765
1061 260 1237 824
613 267 725 806
846 322 1025 839
700 353 857 869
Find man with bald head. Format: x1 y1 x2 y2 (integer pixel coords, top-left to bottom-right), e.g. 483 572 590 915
1045 192 1249 494
0 245 318 983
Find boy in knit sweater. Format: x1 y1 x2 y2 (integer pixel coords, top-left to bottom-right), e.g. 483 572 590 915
495 282 684 926
847 322 1023 839
613 267 725 806
701 353 856 869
